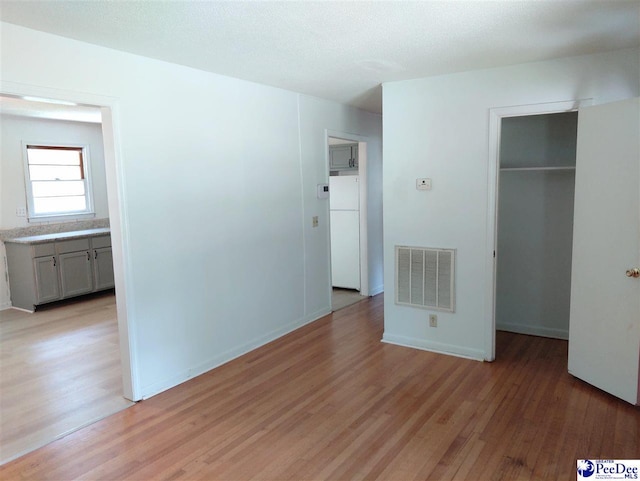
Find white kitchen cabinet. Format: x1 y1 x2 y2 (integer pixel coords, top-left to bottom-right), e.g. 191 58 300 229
329 143 358 170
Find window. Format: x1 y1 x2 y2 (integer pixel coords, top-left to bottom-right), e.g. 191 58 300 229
23 144 94 220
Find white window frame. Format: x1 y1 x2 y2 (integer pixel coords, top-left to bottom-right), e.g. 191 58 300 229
22 141 96 222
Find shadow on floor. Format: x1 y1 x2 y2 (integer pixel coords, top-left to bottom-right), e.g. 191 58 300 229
332 287 367 311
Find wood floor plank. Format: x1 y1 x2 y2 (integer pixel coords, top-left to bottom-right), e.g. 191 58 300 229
0 292 133 465
1 293 638 480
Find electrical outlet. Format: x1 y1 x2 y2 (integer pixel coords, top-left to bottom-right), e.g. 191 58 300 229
429 314 437 327
312 216 319 228
16 207 26 217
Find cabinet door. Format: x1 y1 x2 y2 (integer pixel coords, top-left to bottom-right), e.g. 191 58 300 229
34 256 60 304
93 247 115 290
351 144 359 168
329 145 353 170
59 251 93 298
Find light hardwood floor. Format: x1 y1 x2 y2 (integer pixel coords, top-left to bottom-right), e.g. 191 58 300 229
1 294 638 480
0 292 134 464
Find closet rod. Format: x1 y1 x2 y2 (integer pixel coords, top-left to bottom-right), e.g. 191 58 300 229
500 166 576 172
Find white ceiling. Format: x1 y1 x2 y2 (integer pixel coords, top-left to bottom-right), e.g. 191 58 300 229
1 1 639 114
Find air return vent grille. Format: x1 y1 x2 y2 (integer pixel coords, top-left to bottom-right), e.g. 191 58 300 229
395 246 455 312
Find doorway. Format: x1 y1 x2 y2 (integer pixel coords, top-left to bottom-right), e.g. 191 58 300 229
485 99 590 360
0 89 135 462
495 111 578 341
327 133 368 311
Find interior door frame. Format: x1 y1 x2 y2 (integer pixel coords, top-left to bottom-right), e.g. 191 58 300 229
325 129 369 305
483 98 592 361
1 80 139 401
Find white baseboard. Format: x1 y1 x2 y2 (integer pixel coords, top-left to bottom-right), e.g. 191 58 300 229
0 301 12 311
381 333 485 361
496 322 569 340
368 284 384 296
141 308 332 400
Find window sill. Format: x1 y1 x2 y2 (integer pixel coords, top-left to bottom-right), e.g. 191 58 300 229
28 212 96 224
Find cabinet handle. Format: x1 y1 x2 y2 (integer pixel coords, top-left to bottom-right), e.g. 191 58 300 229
87 251 91 261
53 256 56 267
95 250 98 259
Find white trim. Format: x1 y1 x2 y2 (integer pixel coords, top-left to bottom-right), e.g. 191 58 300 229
496 323 569 340
3 305 34 313
485 98 592 362
24 212 96 223
21 141 96 221
101 105 139 401
357 141 369 297
141 307 331 399
1 80 139 401
326 129 370 301
381 333 485 361
0 302 15 311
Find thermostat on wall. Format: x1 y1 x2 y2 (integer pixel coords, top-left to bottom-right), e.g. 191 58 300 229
317 183 329 199
416 178 432 190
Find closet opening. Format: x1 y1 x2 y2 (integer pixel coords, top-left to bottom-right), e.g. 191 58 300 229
495 111 578 346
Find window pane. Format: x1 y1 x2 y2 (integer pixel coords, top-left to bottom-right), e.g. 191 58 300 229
32 180 85 197
29 165 82 181
33 196 87 214
25 146 91 218
27 148 81 166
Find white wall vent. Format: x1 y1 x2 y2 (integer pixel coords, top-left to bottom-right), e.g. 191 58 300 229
395 246 455 312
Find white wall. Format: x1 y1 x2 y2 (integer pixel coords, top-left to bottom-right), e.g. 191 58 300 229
299 96 383 305
0 22 382 398
382 47 640 360
0 115 109 308
0 115 109 229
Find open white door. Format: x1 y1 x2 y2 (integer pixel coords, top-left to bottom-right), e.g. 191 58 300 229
568 98 640 404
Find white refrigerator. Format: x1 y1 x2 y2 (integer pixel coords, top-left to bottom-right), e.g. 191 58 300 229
330 176 360 290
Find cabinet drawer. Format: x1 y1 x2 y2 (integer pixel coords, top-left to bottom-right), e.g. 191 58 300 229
33 242 55 257
91 235 112 249
56 238 90 254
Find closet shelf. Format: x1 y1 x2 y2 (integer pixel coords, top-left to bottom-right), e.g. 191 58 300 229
500 166 576 172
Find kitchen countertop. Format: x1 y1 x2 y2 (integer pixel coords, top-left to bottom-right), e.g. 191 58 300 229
3 228 111 245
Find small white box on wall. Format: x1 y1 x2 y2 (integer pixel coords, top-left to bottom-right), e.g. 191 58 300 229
416 178 432 190
317 183 329 199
